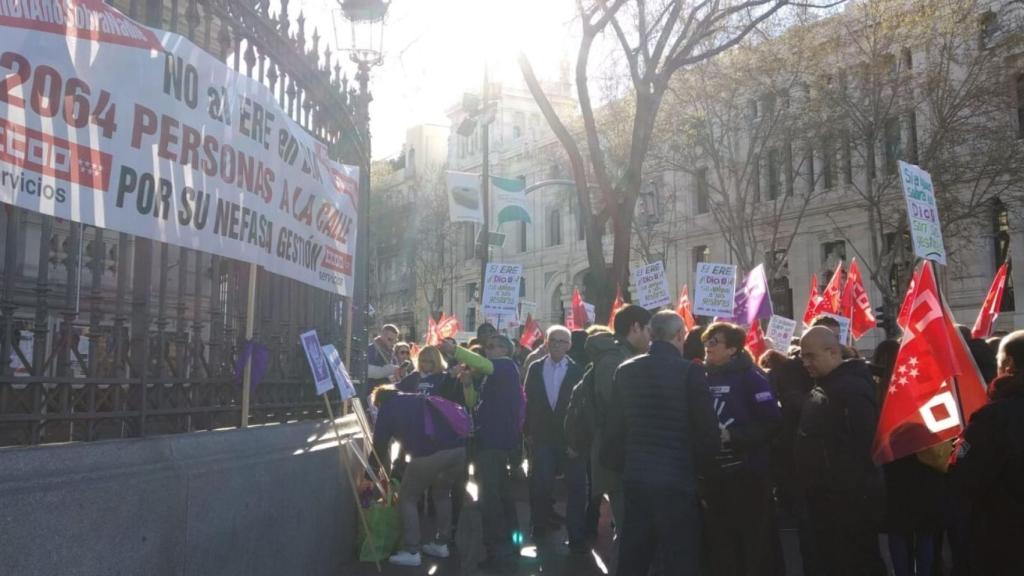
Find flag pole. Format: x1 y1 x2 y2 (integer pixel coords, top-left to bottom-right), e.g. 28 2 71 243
929 259 969 427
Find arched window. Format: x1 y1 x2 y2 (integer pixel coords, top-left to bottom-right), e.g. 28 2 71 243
547 208 562 247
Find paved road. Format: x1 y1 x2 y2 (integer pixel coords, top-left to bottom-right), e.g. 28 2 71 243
341 470 814 576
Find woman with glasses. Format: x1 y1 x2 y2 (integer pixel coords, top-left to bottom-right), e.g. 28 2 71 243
699 322 784 576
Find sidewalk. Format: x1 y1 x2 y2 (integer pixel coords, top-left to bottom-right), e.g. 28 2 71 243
341 470 813 576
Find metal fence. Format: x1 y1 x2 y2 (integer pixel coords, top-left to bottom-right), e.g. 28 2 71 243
0 0 363 446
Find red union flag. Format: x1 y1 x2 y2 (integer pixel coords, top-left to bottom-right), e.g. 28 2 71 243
872 263 988 465
972 262 1009 339
519 314 543 349
745 322 767 360
802 273 821 327
810 262 844 319
435 313 461 340
608 287 626 328
676 284 697 331
426 315 439 346
840 258 876 340
568 288 588 330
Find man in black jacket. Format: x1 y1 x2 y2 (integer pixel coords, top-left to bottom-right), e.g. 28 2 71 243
949 329 1024 575
797 326 885 576
603 310 719 576
523 325 586 550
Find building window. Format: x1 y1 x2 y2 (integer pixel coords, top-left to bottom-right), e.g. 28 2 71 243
979 11 998 50
901 47 913 71
767 150 780 200
995 199 1015 312
466 282 478 328
692 245 709 271
842 133 854 185
1016 74 1024 140
547 208 562 247
822 137 836 190
821 240 846 280
884 116 901 175
518 220 527 252
513 111 525 140
695 168 710 214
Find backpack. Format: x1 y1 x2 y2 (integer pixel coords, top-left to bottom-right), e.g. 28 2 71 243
423 395 472 439
564 365 600 455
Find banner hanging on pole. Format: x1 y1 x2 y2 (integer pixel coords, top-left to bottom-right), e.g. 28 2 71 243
0 2 360 295
898 161 947 265
481 263 522 323
693 263 737 317
631 261 672 309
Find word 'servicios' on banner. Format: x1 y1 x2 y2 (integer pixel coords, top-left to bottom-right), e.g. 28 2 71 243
0 0 358 295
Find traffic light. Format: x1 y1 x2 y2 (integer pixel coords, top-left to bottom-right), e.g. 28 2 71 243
875 306 895 336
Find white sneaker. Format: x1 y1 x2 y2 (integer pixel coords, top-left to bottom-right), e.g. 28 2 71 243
422 542 450 558
388 551 422 566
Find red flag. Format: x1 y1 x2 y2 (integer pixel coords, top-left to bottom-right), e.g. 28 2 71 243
436 314 461 340
745 322 767 361
426 315 439 346
519 314 543 349
840 259 876 340
872 263 988 465
608 287 626 327
802 273 821 327
897 265 922 331
972 262 1009 339
676 284 697 331
569 288 588 330
811 261 844 319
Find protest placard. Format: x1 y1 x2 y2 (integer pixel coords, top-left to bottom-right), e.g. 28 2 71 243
898 161 947 265
481 263 523 323
322 344 356 401
299 330 333 395
0 2 359 295
821 313 852 345
693 263 738 317
631 261 673 309
766 315 798 353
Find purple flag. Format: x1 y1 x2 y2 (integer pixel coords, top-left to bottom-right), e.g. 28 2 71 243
235 340 271 392
726 264 773 326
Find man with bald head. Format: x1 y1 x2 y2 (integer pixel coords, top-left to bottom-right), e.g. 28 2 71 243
796 326 885 576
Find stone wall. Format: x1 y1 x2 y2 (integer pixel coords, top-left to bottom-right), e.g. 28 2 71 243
0 417 360 576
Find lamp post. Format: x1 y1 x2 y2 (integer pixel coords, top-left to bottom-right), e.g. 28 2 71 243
340 0 388 383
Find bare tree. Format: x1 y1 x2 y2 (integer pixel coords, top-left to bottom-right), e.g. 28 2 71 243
519 0 841 315
653 32 825 283
412 168 459 322
805 0 1024 334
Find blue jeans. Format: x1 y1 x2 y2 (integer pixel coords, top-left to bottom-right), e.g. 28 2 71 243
528 444 587 545
888 531 938 576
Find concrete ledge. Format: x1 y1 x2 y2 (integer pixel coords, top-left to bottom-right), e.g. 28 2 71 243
0 417 360 576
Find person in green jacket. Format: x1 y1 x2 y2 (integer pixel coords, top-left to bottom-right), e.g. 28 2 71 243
585 304 651 538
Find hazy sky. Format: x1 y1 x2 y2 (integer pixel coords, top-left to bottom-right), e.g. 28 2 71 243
302 0 579 159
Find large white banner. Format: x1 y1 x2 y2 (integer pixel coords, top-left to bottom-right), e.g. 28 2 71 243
898 161 947 266
693 263 737 317
446 171 483 224
0 0 359 295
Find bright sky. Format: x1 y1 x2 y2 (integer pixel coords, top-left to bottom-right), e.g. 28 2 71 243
302 0 580 159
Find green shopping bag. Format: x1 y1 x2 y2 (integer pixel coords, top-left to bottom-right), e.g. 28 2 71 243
358 482 401 562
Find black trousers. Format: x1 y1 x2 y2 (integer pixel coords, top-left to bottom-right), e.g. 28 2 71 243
618 481 701 576
477 448 520 560
701 468 784 576
805 487 887 576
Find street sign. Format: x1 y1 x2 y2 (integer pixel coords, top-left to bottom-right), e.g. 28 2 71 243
476 230 507 248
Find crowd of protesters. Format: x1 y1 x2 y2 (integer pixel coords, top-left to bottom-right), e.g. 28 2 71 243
363 314 1024 575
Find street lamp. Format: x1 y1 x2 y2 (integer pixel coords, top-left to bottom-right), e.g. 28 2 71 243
340 0 388 66
339 0 389 384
